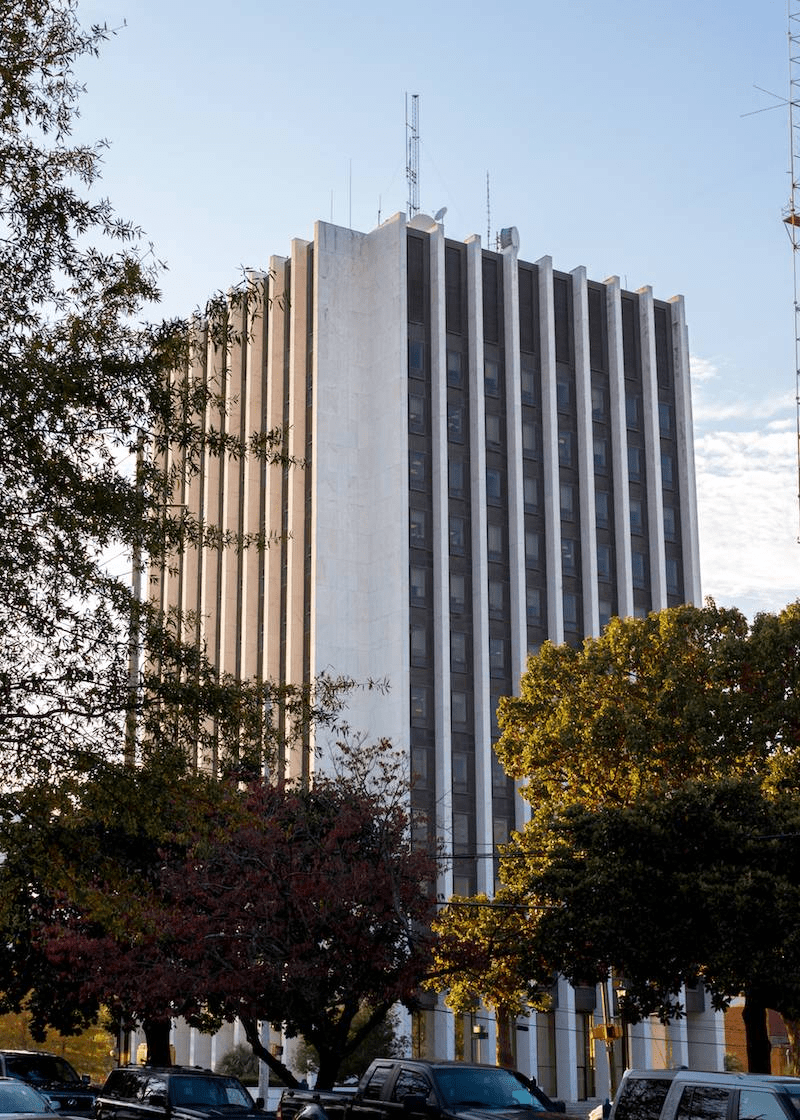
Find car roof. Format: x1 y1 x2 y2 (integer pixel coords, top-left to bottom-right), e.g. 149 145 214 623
0 1052 61 1059
624 1070 800 1089
389 1061 523 1070
112 1067 215 1074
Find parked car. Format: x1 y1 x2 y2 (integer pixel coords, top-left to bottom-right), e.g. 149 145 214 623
95 1066 265 1120
0 1076 83 1119
609 1068 800 1120
0 1053 95 1117
278 1059 567 1120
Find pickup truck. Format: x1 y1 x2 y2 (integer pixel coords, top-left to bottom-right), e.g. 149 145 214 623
277 1059 565 1120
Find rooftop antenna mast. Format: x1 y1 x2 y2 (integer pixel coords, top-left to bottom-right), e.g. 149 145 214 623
486 171 491 246
784 0 800 541
406 93 420 218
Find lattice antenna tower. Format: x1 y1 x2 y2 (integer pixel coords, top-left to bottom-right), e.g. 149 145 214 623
406 93 420 218
783 0 800 541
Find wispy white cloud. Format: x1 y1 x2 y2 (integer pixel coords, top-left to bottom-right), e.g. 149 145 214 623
689 355 718 382
692 385 794 425
695 421 798 618
767 416 796 433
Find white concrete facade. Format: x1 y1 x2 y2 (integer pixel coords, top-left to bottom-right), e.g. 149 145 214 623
156 211 714 1099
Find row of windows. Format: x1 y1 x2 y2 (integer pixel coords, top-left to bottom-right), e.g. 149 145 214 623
411 687 506 733
411 724 510 798
412 552 679 618
412 344 675 433
413 401 676 493
412 446 674 501
413 556 679 622
414 570 543 624
413 439 675 493
414 565 684 698
414 504 680 578
412 628 509 675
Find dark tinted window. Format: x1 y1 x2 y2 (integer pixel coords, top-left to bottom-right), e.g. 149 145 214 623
363 1066 393 1102
407 236 425 324
614 1077 672 1120
103 1071 146 1101
392 1070 432 1102
5 1056 81 1084
169 1077 252 1110
142 1077 168 1105
445 248 463 335
676 1087 730 1120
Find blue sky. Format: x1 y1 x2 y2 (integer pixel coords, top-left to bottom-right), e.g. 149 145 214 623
76 0 798 619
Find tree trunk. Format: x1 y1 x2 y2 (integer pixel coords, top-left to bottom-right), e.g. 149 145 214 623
240 1015 299 1089
142 1019 173 1067
742 992 772 1073
495 1007 514 1069
784 1017 800 1075
315 1050 342 1093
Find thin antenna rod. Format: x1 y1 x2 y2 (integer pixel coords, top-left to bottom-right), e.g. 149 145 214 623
486 171 491 246
784 0 800 542
406 93 420 218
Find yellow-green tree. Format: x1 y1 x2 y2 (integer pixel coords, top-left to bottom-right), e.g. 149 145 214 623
428 891 550 1068
431 601 800 1074
496 601 756 813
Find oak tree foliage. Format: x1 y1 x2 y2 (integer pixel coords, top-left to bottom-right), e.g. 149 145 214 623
0 0 313 781
434 601 800 1073
497 778 800 1074
495 603 758 812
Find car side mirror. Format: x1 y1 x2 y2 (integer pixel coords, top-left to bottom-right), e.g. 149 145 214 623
149 1093 168 1110
82 1077 91 1085
255 1099 265 1111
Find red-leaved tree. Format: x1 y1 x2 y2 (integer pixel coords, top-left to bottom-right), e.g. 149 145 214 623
35 746 436 1087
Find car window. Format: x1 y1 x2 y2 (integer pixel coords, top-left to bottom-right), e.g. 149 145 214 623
739 1091 790 1120
103 1071 146 1101
362 1068 392 1103
168 1076 252 1110
615 1078 672 1120
676 1087 731 1120
432 1067 545 1111
0 1080 52 1113
142 1077 168 1105
391 1071 432 1103
4 1057 80 1085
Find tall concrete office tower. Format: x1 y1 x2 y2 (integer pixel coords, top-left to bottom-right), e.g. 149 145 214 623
154 211 711 1097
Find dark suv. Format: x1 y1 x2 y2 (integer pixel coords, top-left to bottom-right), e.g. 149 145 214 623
0 1051 96 1116
95 1067 264 1120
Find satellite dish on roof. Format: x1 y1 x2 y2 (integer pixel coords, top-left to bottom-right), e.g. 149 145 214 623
434 207 447 222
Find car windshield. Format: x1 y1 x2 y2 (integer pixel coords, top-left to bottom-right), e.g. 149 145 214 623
168 1077 253 1110
432 1068 545 1112
0 1081 53 1113
4 1058 79 1085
